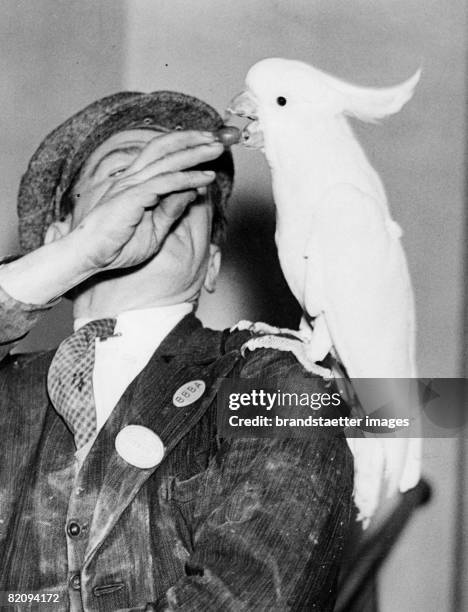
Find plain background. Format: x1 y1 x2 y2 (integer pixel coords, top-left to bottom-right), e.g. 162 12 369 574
0 1 465 610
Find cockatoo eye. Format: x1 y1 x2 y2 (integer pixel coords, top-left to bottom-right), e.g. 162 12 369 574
276 96 287 106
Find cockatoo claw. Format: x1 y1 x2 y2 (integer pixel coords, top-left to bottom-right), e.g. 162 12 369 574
230 320 256 333
240 343 250 359
231 320 306 340
240 335 332 380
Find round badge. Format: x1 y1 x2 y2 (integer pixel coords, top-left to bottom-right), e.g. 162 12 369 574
172 380 206 408
115 425 165 469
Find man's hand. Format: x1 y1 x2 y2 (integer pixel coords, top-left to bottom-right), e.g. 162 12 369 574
72 130 223 272
0 130 224 305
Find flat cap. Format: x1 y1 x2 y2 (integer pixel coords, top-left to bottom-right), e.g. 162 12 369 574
18 91 234 253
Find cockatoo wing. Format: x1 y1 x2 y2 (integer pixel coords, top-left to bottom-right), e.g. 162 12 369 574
303 183 420 505
304 183 415 379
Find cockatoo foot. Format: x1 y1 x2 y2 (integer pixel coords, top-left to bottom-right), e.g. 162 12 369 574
241 335 332 379
231 320 256 332
231 320 305 340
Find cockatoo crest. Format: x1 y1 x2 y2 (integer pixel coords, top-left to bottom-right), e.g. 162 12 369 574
243 57 420 123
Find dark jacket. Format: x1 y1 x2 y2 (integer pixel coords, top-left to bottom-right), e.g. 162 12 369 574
0 312 353 611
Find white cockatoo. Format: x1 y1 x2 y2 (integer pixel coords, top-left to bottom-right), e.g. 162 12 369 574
227 58 421 526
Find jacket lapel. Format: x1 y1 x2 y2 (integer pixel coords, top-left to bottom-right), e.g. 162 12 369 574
82 314 242 565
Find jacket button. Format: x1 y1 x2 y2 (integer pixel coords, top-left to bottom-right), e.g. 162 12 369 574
67 521 81 537
69 574 81 590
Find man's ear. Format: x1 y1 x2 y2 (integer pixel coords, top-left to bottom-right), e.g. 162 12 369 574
203 244 221 293
44 216 73 245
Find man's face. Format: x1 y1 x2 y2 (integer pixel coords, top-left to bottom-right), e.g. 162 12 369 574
68 129 220 303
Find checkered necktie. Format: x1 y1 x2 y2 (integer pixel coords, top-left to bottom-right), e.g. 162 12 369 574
47 318 116 449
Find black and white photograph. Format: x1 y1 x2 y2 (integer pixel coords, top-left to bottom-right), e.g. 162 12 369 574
0 1 466 611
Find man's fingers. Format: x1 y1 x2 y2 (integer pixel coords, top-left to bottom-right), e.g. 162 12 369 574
127 142 224 183
134 170 216 205
126 130 218 174
152 191 198 242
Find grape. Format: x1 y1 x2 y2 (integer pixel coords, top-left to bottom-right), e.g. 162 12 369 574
214 126 241 147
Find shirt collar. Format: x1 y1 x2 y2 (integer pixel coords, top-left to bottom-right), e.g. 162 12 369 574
74 302 194 340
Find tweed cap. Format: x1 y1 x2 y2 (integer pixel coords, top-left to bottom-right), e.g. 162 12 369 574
18 91 234 253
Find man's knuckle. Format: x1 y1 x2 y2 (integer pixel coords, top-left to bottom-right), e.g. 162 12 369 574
116 177 137 190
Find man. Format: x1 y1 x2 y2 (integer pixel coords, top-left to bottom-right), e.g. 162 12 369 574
0 91 353 611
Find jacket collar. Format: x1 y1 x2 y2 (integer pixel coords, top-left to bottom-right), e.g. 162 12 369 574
156 312 222 361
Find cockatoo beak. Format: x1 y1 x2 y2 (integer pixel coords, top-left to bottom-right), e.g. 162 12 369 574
226 90 264 149
227 90 257 119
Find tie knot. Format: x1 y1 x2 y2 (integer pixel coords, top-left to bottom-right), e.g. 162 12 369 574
78 318 117 343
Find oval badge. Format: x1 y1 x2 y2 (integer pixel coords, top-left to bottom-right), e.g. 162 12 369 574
115 425 165 469
173 380 206 408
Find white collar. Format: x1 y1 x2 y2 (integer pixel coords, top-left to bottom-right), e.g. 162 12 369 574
74 302 193 334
